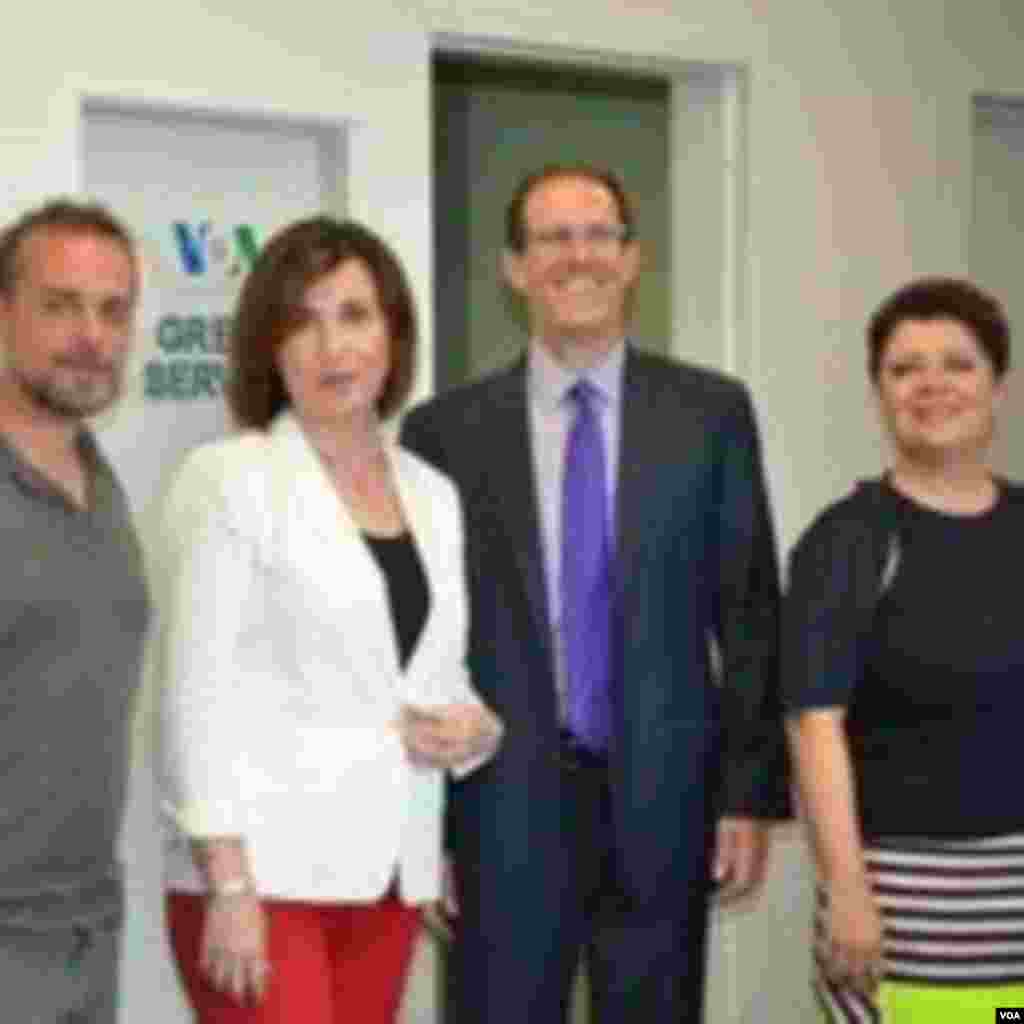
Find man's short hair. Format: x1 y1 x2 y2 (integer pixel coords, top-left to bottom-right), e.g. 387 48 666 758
505 164 636 253
0 198 136 296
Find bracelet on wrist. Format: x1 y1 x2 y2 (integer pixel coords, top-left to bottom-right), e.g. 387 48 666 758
210 877 255 900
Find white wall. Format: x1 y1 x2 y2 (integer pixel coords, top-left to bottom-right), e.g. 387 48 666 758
3 2 1024 1022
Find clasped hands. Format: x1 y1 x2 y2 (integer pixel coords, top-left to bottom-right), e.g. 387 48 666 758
398 701 502 770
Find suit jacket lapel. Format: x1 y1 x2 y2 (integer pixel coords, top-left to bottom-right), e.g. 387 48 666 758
616 347 661 611
483 361 554 666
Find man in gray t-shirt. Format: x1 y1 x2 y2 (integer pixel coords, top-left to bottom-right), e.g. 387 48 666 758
0 199 149 1024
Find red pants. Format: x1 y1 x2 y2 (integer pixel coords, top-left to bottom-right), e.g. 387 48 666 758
166 891 421 1024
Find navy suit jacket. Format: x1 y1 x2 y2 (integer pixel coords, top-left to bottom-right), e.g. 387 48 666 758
401 346 787 925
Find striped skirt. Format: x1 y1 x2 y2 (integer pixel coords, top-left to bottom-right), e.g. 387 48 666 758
815 833 1024 1023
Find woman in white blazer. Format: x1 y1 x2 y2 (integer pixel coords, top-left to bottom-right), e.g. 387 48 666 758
158 217 502 1023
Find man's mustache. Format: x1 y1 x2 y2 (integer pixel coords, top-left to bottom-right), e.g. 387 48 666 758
55 354 117 373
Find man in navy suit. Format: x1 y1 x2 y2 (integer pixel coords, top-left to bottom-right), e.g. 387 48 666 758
401 164 787 1023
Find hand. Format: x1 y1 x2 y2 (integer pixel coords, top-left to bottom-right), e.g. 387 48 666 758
713 817 770 904
820 874 884 996
400 702 502 769
422 855 459 943
200 891 270 1004
441 853 459 918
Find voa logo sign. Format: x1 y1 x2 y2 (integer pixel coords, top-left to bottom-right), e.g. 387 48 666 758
998 1010 1023 1020
171 221 259 279
144 221 262 401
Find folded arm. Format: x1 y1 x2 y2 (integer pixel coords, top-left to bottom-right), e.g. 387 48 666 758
159 449 269 1003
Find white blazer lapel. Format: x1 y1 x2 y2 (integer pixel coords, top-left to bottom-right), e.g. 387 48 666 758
390 450 434 683
389 447 467 701
266 414 403 687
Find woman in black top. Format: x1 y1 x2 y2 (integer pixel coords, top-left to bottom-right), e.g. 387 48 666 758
784 277 1024 1021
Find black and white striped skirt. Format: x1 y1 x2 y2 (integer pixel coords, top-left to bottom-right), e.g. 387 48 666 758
814 833 1024 1023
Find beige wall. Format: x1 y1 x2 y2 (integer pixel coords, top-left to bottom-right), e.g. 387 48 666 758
971 98 1024 479
3 2 1024 1021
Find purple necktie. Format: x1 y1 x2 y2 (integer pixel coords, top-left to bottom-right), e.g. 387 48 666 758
561 379 615 751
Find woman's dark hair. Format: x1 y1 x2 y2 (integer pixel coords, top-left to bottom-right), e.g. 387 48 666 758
867 277 1010 379
228 216 417 428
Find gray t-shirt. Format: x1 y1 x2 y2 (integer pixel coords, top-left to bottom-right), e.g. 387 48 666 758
0 430 149 930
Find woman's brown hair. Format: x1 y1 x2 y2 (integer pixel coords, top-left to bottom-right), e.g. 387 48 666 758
228 217 417 428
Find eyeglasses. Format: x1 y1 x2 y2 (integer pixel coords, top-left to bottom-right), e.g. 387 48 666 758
524 224 630 252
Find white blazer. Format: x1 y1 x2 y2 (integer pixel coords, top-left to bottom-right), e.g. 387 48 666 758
157 412 487 905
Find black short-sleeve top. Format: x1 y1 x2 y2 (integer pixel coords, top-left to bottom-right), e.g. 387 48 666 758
785 479 1024 840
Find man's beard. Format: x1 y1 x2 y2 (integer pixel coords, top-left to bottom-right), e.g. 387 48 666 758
15 357 123 419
